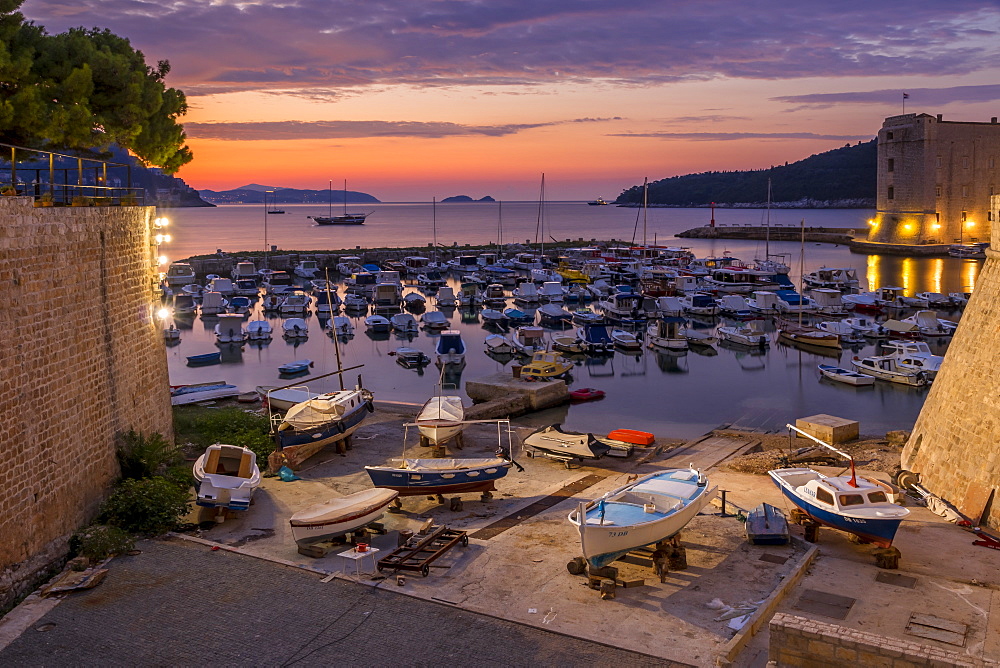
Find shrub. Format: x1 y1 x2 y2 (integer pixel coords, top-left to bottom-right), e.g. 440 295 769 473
116 430 181 480
174 408 274 461
71 525 135 562
99 477 191 535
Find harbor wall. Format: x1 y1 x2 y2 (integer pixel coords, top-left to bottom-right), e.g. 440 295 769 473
902 195 1000 529
0 197 172 613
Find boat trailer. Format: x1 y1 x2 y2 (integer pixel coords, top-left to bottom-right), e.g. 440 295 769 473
377 526 469 577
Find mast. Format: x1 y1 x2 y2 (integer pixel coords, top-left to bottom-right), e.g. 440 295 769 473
497 200 503 247
328 179 333 218
765 177 772 260
325 268 345 390
343 178 347 215
798 218 805 329
537 173 545 261
432 196 437 266
642 177 648 248
263 190 269 269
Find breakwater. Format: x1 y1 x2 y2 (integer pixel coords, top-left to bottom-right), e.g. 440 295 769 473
675 224 857 244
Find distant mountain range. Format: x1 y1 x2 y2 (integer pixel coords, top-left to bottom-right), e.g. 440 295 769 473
440 195 496 203
198 184 380 205
616 139 877 208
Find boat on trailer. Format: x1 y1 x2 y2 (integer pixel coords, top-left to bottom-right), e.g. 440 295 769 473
523 424 611 464
568 467 717 569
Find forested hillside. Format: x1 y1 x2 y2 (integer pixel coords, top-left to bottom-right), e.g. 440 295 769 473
617 140 877 207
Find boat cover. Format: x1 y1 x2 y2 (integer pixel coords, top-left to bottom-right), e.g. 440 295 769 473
290 489 398 526
400 457 507 471
418 396 464 424
281 391 358 429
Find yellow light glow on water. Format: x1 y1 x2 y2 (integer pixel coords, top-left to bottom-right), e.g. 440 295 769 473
866 254 880 291
901 257 915 295
157 308 170 320
965 260 979 292
930 258 943 294
902 223 914 233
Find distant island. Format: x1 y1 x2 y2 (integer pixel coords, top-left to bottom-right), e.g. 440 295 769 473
440 195 496 203
198 184 381 205
616 139 877 208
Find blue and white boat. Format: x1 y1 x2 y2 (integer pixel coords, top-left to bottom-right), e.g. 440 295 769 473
186 351 222 365
366 458 511 496
568 468 717 569
769 425 909 547
435 330 467 366
503 307 532 325
577 323 615 353
278 359 313 375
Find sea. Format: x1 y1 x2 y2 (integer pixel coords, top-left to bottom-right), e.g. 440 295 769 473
163 202 982 440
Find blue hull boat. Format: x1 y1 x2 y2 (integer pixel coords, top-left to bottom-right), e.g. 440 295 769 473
271 385 375 468
186 352 221 365
365 458 511 496
278 359 313 375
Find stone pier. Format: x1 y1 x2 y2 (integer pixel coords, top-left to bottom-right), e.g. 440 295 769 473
464 373 570 419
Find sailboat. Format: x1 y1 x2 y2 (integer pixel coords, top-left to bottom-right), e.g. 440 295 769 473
776 220 840 351
310 179 372 225
754 178 791 275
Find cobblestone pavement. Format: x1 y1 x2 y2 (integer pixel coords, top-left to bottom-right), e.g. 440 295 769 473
0 538 688 667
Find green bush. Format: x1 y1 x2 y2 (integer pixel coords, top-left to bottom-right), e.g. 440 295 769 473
99 477 191 535
71 525 135 562
116 430 181 480
174 408 274 461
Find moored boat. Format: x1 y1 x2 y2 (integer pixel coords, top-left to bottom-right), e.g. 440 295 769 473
818 364 875 386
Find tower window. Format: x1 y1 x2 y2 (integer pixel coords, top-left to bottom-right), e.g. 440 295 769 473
962 186 969 197
887 158 895 172
962 211 968 222
887 131 894 139
937 156 942 168
935 185 942 197
963 157 970 169
887 186 894 200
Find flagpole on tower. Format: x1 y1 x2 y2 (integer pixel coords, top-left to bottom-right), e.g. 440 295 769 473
902 92 908 115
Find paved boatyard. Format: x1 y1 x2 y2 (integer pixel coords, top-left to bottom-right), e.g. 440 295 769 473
2 403 999 666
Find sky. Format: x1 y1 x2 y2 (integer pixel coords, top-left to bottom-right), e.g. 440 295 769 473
23 0 1000 201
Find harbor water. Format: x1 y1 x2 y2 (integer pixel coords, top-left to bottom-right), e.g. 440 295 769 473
163 202 981 440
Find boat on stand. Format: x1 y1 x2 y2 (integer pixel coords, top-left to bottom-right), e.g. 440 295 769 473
568 467 717 569
769 424 909 547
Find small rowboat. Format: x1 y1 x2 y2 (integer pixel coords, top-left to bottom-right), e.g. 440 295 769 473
278 359 313 375
186 351 221 365
607 429 654 446
570 387 605 402
818 364 875 386
290 489 399 546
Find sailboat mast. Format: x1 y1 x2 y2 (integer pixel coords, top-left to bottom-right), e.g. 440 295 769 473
343 179 347 215
432 197 437 266
538 173 545 260
326 268 345 391
798 218 805 328
497 200 502 247
765 177 772 260
642 177 648 248
263 191 269 269
328 179 333 218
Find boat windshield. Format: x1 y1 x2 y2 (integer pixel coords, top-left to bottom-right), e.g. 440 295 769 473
868 491 888 503
839 494 865 506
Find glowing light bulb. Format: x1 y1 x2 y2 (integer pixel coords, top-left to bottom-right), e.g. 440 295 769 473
158 255 168 265
157 308 170 320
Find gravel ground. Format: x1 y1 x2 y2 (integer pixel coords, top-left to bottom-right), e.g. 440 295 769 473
715 429 906 476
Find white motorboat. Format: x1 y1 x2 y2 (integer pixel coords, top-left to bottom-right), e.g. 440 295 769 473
170 381 240 406
538 281 564 303
599 291 645 322
390 312 419 333
718 323 768 347
279 291 311 316
403 292 427 308
290 489 399 546
810 288 849 316
513 281 541 304
843 316 887 338
483 283 507 307
282 317 309 339
193 443 261 511
880 340 944 379
343 293 369 311
293 260 320 279
610 328 642 351
842 292 882 311
817 320 865 344
818 364 875 386
851 355 928 386
568 468 717 569
246 318 273 340
417 270 447 288
231 261 257 281
200 291 229 316
435 286 458 306
394 347 431 368
314 290 341 314
746 291 781 315
677 292 719 316
416 395 466 446
802 267 860 291
214 313 248 343
365 314 391 333
523 424 611 463
310 279 335 292
435 330 467 366
900 310 957 337
774 290 818 315
458 282 483 307
512 326 546 355
715 294 753 318
421 311 450 329
165 262 197 287
914 292 952 308
207 277 234 296
480 309 509 326
948 292 970 307
678 327 717 347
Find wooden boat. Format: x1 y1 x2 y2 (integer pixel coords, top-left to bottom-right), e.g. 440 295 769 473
170 380 239 405
192 444 261 510
394 347 431 368
366 457 511 496
745 503 790 545
416 395 465 446
523 424 611 462
520 350 573 379
569 387 605 402
271 383 375 470
512 326 547 355
278 359 313 375
568 468 717 569
770 426 909 547
289 489 399 546
185 351 222 366
607 429 655 446
818 364 875 386
610 328 642 351
551 335 589 354
256 385 321 411
776 319 840 349
484 334 516 355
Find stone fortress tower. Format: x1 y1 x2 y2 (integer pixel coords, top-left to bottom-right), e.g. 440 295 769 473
901 193 1000 528
870 113 1000 246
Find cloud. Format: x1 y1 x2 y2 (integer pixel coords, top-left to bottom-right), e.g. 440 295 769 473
773 84 1000 108
185 117 618 140
609 131 872 141
25 1 1000 94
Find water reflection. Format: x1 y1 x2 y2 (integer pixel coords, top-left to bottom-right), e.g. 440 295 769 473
864 255 981 297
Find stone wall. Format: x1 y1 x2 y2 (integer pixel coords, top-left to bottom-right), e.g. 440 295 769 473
770 613 995 667
0 197 172 612
902 195 1000 529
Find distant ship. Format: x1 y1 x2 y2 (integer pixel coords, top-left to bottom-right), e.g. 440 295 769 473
267 209 286 214
588 197 609 206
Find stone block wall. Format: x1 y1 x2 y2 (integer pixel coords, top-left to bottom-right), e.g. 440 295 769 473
902 195 1000 529
770 613 994 667
0 197 173 612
